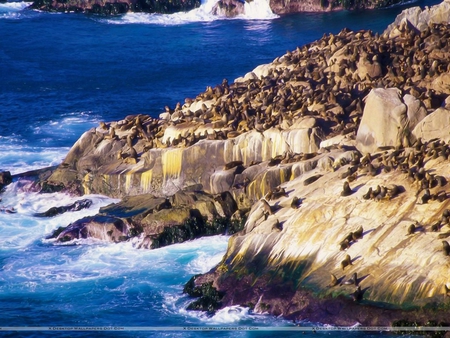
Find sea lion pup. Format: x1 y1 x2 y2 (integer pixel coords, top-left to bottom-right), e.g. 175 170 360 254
407 222 416 235
290 196 302 209
328 274 338 287
340 181 353 197
341 254 352 270
443 240 450 256
260 199 273 219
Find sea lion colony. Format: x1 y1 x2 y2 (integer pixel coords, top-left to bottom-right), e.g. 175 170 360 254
28 15 450 322
96 21 450 162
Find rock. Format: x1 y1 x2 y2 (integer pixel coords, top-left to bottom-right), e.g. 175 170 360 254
0 171 12 191
34 199 93 217
355 88 425 154
49 188 241 247
384 0 450 35
29 0 201 15
211 0 245 17
412 107 450 143
50 215 129 243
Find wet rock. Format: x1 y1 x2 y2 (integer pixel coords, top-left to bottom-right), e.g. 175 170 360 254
50 215 129 243
0 171 12 191
34 199 93 217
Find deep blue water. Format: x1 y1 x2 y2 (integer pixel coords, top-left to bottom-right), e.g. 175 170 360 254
0 0 442 336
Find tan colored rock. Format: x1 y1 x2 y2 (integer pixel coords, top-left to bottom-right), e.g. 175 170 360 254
404 94 427 129
356 89 426 154
412 107 450 143
218 154 450 307
356 88 407 153
431 73 450 94
384 0 450 36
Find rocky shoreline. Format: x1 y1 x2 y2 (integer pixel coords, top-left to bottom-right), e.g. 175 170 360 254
27 0 410 17
3 0 450 329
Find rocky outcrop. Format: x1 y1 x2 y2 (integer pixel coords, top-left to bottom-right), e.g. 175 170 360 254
28 0 414 16
29 0 201 15
384 0 450 37
269 0 408 14
0 171 12 191
29 0 450 326
34 198 93 217
48 188 244 248
211 0 244 17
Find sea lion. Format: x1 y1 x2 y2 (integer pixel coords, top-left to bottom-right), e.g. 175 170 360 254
344 272 358 286
431 221 441 232
352 285 363 302
269 187 289 200
443 240 450 256
99 121 108 130
223 161 244 171
340 181 353 197
290 196 301 209
339 239 350 251
103 125 117 140
304 174 322 186
363 187 372 200
261 199 273 219
407 223 416 235
352 226 363 240
438 232 450 239
341 254 352 270
328 274 338 287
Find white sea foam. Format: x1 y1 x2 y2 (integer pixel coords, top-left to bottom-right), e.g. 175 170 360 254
102 0 277 25
0 1 29 12
0 1 30 19
241 0 278 19
32 111 100 143
0 145 69 175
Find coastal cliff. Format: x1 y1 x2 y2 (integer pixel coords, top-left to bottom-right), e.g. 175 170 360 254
28 0 410 16
11 0 450 327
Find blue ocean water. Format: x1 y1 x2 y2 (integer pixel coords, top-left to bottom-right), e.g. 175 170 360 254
0 0 442 336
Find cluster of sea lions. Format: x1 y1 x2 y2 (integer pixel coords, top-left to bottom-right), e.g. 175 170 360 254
94 22 450 170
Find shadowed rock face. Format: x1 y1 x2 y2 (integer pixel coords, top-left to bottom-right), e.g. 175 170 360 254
29 0 201 15
269 0 409 14
28 0 413 16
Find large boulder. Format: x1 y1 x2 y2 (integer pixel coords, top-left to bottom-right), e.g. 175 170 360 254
0 171 12 191
355 88 426 154
48 189 241 248
412 107 450 143
211 0 245 17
